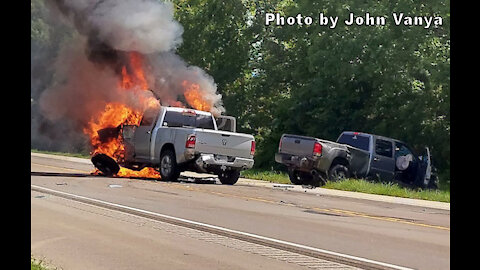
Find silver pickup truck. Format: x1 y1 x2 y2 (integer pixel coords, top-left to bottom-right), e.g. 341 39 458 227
118 106 255 184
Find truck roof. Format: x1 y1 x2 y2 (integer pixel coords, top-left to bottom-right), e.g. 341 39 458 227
163 106 212 116
341 131 406 145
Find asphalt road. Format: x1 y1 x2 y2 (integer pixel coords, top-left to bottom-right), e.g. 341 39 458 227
31 154 450 270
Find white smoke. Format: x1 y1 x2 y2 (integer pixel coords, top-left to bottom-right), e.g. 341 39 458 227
55 0 184 53
38 0 225 129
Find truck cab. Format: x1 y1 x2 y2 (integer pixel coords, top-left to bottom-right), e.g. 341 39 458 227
336 131 436 188
119 106 255 185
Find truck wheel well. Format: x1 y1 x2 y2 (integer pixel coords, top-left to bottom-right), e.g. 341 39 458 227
330 157 349 170
160 143 175 156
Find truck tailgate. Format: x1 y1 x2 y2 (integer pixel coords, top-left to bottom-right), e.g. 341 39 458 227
194 129 253 159
279 134 316 156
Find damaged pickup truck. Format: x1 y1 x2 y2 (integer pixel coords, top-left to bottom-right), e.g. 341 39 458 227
275 131 438 189
94 106 255 185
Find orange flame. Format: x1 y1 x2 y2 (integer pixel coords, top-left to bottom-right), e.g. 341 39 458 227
182 80 211 111
84 52 161 179
83 102 143 160
120 52 149 90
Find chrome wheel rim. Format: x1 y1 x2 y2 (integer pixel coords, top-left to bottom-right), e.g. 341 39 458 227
161 155 172 176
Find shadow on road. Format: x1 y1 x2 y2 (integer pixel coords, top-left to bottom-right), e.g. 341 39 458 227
31 171 96 178
31 171 217 185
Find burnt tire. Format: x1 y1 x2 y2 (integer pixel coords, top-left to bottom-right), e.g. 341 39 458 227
91 153 120 176
218 170 240 185
159 149 180 182
328 164 349 182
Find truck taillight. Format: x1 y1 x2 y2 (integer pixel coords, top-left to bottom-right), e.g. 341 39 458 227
186 135 196 148
278 139 282 151
251 141 256 156
313 142 322 156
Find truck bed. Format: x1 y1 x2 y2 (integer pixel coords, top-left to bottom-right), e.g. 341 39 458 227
278 134 317 156
194 129 254 159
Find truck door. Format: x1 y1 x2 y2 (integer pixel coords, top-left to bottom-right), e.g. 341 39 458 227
133 107 160 161
369 138 395 181
414 147 433 188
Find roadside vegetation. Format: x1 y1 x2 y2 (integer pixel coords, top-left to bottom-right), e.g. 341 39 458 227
31 148 90 159
32 0 450 191
241 169 450 203
31 149 449 202
31 258 49 270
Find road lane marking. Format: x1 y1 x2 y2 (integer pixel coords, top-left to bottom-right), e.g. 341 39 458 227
169 184 450 231
31 162 449 231
318 208 450 231
31 184 414 270
33 192 361 270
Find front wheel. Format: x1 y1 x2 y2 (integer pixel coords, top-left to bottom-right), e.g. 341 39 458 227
328 164 350 182
218 170 240 185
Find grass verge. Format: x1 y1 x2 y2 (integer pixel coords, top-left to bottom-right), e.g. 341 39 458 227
31 257 50 270
323 179 450 203
31 149 449 203
31 149 90 159
240 169 291 184
241 169 449 203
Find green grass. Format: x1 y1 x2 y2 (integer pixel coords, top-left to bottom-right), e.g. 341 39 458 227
31 149 449 203
241 169 291 184
323 179 450 203
241 169 449 203
31 149 90 159
31 258 49 270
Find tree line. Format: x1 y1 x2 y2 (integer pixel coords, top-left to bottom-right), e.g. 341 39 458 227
31 0 450 185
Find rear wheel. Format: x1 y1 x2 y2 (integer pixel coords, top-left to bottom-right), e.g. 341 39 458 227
218 170 240 185
289 169 325 187
288 169 304 185
159 149 180 182
328 164 350 182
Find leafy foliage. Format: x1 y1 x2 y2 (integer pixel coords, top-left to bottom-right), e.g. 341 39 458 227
31 0 450 186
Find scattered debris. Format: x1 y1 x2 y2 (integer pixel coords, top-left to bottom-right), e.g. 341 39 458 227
56 182 67 185
272 184 295 189
108 184 122 188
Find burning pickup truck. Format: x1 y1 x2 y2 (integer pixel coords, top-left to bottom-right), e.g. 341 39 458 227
92 106 255 185
275 131 438 189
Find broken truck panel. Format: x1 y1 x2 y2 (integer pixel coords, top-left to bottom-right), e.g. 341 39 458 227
215 115 236 133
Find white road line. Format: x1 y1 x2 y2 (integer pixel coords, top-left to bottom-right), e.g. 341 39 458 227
31 184 414 270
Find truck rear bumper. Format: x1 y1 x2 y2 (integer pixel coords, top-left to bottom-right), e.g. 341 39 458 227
275 153 318 171
195 154 254 171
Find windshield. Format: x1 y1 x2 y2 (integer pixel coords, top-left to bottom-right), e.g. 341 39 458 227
337 133 370 151
162 111 215 130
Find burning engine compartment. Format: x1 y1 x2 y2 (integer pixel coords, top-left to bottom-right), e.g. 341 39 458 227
36 0 226 179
